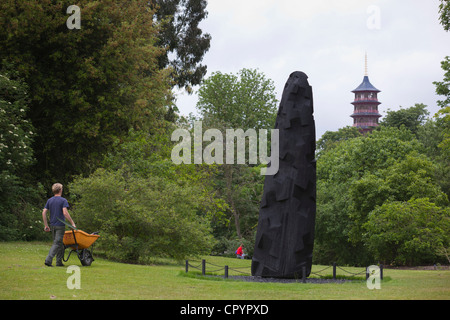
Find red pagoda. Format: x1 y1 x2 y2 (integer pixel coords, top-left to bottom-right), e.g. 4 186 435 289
350 54 381 133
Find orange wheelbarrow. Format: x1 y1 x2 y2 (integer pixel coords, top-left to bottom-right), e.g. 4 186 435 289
59 219 100 266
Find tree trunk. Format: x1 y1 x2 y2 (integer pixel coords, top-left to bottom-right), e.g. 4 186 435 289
225 164 241 239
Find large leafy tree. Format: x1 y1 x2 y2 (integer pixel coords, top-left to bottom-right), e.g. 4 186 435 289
316 126 362 157
197 69 278 130
152 0 211 93
70 168 216 262
71 124 227 262
0 0 172 185
433 1 450 171
365 198 449 266
196 68 278 240
0 62 45 240
0 63 34 175
315 126 448 265
438 0 450 31
433 57 450 109
379 103 429 134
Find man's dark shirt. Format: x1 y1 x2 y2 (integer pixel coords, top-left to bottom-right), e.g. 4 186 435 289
44 196 69 227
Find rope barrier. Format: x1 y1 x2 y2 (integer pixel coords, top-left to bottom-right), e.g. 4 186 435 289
187 262 202 269
207 267 225 273
337 266 367 276
310 265 331 275
228 267 251 275
205 262 225 268
184 259 379 280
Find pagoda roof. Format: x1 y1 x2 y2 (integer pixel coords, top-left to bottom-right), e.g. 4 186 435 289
352 76 380 93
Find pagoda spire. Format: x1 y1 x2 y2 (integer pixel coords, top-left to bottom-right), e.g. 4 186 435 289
364 52 368 76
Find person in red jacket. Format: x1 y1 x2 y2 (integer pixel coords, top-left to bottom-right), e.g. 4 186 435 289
236 244 246 259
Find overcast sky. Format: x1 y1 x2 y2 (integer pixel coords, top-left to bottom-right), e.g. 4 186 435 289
174 0 450 138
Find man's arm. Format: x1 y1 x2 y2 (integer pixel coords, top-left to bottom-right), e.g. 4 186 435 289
42 208 50 232
63 207 76 228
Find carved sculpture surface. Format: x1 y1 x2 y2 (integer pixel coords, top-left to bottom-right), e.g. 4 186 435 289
251 71 316 278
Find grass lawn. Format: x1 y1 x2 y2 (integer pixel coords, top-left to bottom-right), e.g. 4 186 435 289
0 242 449 300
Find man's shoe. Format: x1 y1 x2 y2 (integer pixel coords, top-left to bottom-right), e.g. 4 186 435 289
56 262 65 267
45 261 53 267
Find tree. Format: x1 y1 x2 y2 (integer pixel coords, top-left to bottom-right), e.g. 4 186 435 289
364 198 449 266
0 62 34 175
153 0 211 92
316 127 417 265
70 168 216 262
315 126 448 265
316 126 362 157
196 68 278 240
315 178 361 265
317 126 420 184
197 68 278 130
102 125 228 222
0 0 172 185
438 0 450 31
433 57 450 109
434 2 450 165
0 62 45 241
68 109 228 261
432 64 450 184
416 109 450 199
348 152 448 245
379 103 429 134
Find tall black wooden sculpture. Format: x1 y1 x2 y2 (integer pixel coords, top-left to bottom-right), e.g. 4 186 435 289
251 71 316 278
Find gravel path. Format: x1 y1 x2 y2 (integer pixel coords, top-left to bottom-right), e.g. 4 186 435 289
226 275 354 284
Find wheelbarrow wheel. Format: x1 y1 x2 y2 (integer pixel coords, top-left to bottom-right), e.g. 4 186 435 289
79 249 94 266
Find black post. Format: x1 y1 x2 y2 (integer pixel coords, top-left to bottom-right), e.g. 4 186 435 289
185 260 188 273
202 259 206 276
366 267 369 280
380 264 383 280
302 266 306 283
224 265 228 279
333 262 336 280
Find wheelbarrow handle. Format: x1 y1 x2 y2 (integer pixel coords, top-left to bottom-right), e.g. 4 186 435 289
56 217 78 230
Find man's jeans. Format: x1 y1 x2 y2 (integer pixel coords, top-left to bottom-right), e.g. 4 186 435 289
45 226 65 265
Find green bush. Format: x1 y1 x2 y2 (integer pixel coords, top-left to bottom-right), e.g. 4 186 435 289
0 172 46 241
69 169 216 263
364 198 450 266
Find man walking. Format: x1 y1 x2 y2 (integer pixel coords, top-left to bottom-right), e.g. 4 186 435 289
42 183 76 267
